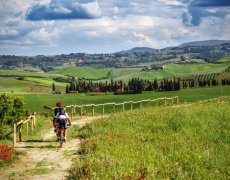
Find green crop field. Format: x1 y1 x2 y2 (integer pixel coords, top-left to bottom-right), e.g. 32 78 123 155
0 59 229 92
0 57 230 113
107 62 229 82
0 77 61 93
50 66 112 79
215 56 230 63
68 97 230 179
0 69 67 93
0 77 33 92
217 72 230 80
0 69 52 78
49 61 230 82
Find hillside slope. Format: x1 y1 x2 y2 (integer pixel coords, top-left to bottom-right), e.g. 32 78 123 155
69 97 230 179
179 40 230 47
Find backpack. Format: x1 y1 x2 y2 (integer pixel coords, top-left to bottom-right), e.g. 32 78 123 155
54 107 65 116
57 108 67 125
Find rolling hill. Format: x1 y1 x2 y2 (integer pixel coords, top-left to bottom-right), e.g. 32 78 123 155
179 40 230 47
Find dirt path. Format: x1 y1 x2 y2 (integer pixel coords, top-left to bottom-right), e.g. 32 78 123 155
0 116 104 180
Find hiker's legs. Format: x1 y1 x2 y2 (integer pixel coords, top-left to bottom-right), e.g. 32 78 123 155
63 129 67 138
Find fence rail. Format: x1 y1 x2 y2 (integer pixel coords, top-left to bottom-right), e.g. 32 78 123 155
65 96 179 120
12 96 179 147
13 113 36 147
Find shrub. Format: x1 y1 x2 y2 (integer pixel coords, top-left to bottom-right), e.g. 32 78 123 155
0 94 26 139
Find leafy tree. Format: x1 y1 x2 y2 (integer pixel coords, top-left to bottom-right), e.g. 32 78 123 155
0 94 26 139
0 94 25 125
52 83 56 92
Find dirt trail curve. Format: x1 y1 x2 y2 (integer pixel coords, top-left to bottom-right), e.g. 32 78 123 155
0 116 104 180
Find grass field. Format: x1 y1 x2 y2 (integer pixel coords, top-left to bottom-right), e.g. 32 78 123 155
0 77 64 93
0 69 52 78
0 77 32 92
0 57 230 113
50 62 230 82
68 97 230 179
0 59 229 93
215 56 230 63
50 66 112 80
108 62 229 81
7 85 230 113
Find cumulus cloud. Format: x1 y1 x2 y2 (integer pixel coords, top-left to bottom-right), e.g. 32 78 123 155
26 0 101 21
0 0 230 55
183 0 230 26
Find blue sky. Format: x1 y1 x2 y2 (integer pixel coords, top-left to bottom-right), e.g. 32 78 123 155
0 0 230 55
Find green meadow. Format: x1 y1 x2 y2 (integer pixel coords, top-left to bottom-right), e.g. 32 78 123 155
49 61 229 82
11 85 230 113
0 58 229 96
50 66 112 79
0 57 230 178
107 62 229 81
0 57 230 114
68 97 230 179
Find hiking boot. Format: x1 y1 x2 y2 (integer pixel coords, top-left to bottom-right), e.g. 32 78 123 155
57 137 61 142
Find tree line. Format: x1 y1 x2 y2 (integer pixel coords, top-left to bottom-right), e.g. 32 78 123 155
65 78 181 94
63 75 230 94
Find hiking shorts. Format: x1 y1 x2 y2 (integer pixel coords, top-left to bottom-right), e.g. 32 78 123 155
57 118 68 129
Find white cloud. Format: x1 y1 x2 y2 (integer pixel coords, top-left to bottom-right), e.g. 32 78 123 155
0 28 19 36
74 1 101 17
54 7 72 14
25 27 58 46
0 0 229 55
158 0 185 6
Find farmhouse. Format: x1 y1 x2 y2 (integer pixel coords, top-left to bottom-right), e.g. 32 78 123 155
151 64 164 70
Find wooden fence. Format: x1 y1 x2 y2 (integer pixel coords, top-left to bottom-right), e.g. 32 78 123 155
64 96 179 120
12 96 179 147
13 113 36 147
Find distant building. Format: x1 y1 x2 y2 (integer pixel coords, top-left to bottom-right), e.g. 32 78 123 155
151 64 164 70
142 66 151 71
180 55 190 62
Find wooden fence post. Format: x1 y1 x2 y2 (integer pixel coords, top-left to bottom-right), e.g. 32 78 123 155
102 104 105 115
172 98 174 105
112 103 115 114
73 105 76 114
140 100 143 109
131 101 133 110
92 104 95 116
13 124 16 147
71 105 74 120
19 124 22 142
176 96 179 105
32 116 36 129
164 97 167 107
32 112 36 128
31 119 34 131
26 122 29 138
122 103 125 113
80 105 83 118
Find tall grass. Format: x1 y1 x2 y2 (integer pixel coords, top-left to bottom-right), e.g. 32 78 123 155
68 97 230 179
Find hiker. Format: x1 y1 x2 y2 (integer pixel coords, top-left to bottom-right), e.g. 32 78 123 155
56 108 71 142
52 101 63 134
44 101 71 141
